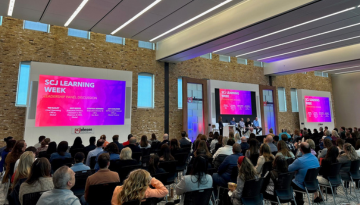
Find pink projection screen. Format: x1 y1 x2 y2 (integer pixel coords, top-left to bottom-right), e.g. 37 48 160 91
304 96 331 123
219 89 252 115
35 75 126 127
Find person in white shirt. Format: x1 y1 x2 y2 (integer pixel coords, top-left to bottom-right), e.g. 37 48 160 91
86 139 104 166
213 139 236 162
34 136 46 149
210 133 219 153
356 139 360 157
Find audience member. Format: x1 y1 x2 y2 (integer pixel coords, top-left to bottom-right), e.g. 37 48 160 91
36 138 50 154
46 141 57 158
118 147 138 168
69 137 85 154
230 156 259 205
159 144 175 161
276 140 295 159
234 133 241 144
14 146 36 175
219 116 224 136
265 135 278 153
279 129 291 139
345 132 355 147
175 156 213 205
0 139 15 172
281 134 295 153
19 158 54 205
210 132 219 153
139 135 151 149
263 155 288 202
82 153 120 203
149 133 159 144
268 128 275 137
296 139 316 157
336 138 345 154
36 166 80 205
2 140 27 183
213 138 235 160
338 143 359 163
240 137 249 154
170 139 181 156
213 135 224 154
148 154 165 175
50 141 71 162
0 136 13 155
317 138 332 159
331 130 339 143
255 143 275 174
244 127 254 138
71 152 90 172
95 142 120 170
86 139 104 166
112 135 124 153
194 140 212 158
122 134 133 146
100 134 110 147
111 169 168 204
293 129 301 142
323 130 331 140
340 127 346 139
245 138 259 158
288 142 319 205
84 137 96 153
34 136 45 149
355 139 360 157
179 131 191 147
160 133 170 146
125 137 141 153
319 127 324 137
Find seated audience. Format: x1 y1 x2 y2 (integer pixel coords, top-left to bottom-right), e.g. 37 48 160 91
50 141 71 162
111 169 168 204
175 156 213 205
281 134 295 153
0 139 15 172
179 131 191 147
235 132 241 144
86 139 104 166
245 138 259 158
139 135 151 149
14 146 36 173
34 136 45 149
112 135 124 153
36 166 80 205
263 155 288 202
323 130 332 141
355 139 360 157
213 138 235 160
19 158 54 205
69 137 85 154
125 137 141 153
288 142 319 205
244 127 254 138
194 140 212 158
148 133 159 144
71 152 90 172
100 134 110 147
118 147 138 168
84 136 96 153
210 132 219 153
122 134 133 147
268 128 275 137
273 135 279 147
255 143 275 174
148 154 165 175
36 138 50 154
160 133 170 146
317 138 332 159
293 129 301 142
213 144 243 187
213 135 224 154
2 140 26 183
336 138 345 154
95 142 120 170
240 137 249 153
230 156 259 205
170 139 181 156
82 153 120 203
9 151 35 205
338 143 359 163
159 144 175 161
279 129 291 139
345 132 356 147
46 141 57 158
264 135 277 153
296 139 317 157
0 136 13 154
276 140 295 159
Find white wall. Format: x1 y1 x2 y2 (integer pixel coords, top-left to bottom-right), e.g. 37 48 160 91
332 72 360 127
207 80 260 129
24 62 132 146
297 89 334 130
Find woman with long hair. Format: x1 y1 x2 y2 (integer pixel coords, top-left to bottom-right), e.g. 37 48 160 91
264 155 288 201
46 141 57 157
49 141 71 162
276 140 295 159
255 143 275 174
336 138 345 154
296 139 317 157
19 158 53 205
245 139 259 158
0 139 16 172
331 130 339 144
169 139 181 156
355 139 360 157
194 140 212 158
36 139 49 155
175 156 213 205
235 132 241 144
148 154 165 175
338 143 359 163
95 142 120 171
139 135 151 149
149 133 159 143
70 137 85 152
2 140 27 183
111 169 168 205
159 144 175 161
230 156 259 205
293 129 301 142
213 135 223 154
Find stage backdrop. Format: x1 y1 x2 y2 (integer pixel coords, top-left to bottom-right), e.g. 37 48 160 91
24 62 132 146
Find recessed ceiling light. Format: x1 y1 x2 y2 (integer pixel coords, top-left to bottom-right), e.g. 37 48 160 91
213 7 356 53
111 0 162 35
64 0 89 27
236 22 360 57
335 70 360 74
322 65 360 72
149 0 233 42
257 35 360 61
8 0 15 16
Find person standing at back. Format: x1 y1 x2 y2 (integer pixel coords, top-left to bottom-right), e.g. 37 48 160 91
179 131 191 147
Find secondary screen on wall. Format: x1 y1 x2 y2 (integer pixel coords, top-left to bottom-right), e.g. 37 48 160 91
219 89 252 115
304 96 331 122
35 75 126 127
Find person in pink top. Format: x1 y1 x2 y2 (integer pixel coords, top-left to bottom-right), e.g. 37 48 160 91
111 169 168 205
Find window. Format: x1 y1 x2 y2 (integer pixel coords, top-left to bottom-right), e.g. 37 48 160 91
219 55 230 62
68 28 90 39
254 60 264 67
237 58 247 65
290 88 298 112
23 20 49 32
322 72 328 77
106 35 125 45
277 87 287 112
200 53 212 59
302 72 307 74
137 73 154 108
178 77 182 109
314 71 322 76
16 62 31 107
0 16 3 26
138 41 154 50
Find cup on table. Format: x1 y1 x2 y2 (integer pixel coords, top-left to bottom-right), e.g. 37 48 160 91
228 182 237 191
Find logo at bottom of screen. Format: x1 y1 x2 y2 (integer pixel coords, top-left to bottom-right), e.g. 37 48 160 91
72 127 94 134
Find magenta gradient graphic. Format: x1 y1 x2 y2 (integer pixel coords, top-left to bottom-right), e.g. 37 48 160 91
304 96 331 123
219 89 252 115
35 75 126 127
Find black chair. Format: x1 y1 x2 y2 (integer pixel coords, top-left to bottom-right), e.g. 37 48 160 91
71 170 93 197
159 160 178 183
88 182 121 205
174 153 189 176
340 160 359 203
249 153 259 166
117 164 142 184
152 172 169 185
230 166 239 182
321 163 350 204
261 161 273 177
38 151 48 158
123 200 141 205
293 167 323 205
141 148 151 156
286 158 294 165
183 188 213 205
108 159 121 171
350 159 360 188
70 148 84 158
264 172 296 205
271 151 277 156
132 152 142 162
23 192 44 205
90 156 96 169
50 158 73 172
213 154 228 170
150 142 160 153
241 177 264 205
141 155 151 168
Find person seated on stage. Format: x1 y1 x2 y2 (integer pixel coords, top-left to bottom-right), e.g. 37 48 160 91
252 117 262 135
122 134 133 147
125 137 141 153
86 139 104 166
245 118 252 130
236 118 245 134
179 131 191 147
244 127 254 138
71 152 90 173
230 117 236 125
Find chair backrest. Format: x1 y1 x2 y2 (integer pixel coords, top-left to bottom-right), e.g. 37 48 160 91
271 151 277 156
70 148 84 158
159 160 178 173
141 148 151 156
71 170 93 191
173 153 189 166
249 153 259 166
350 159 360 175
214 154 228 169
275 172 295 190
150 142 160 152
180 147 191 153
183 188 213 205
181 144 192 149
108 159 121 171
132 152 142 162
88 182 121 204
89 156 97 169
117 165 142 184
123 200 141 205
151 172 169 185
23 192 44 205
51 158 73 172
286 158 294 165
304 167 320 183
38 151 47 158
261 161 273 177
242 177 264 198
340 160 351 173
328 163 342 177
230 166 239 181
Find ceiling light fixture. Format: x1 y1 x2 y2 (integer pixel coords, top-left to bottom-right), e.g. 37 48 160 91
213 7 356 53
257 35 360 61
149 0 232 42
236 22 360 57
322 65 360 72
335 70 360 74
111 0 162 35
7 0 15 16
64 0 89 27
